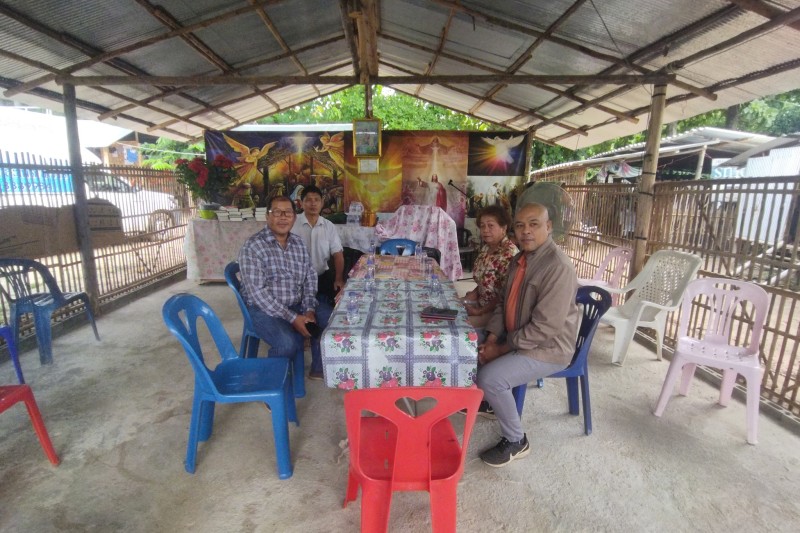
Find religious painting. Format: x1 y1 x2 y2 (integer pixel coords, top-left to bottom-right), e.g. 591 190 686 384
400 132 469 227
206 130 346 214
465 175 525 218
467 132 527 176
353 118 382 157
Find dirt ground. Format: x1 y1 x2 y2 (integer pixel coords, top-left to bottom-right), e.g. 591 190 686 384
1 278 799 532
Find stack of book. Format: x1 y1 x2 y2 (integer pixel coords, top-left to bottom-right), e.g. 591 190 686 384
255 207 267 221
240 207 254 220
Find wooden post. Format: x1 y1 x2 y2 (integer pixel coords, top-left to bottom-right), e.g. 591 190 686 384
632 83 667 277
694 145 707 179
364 81 372 118
524 133 533 182
63 83 100 314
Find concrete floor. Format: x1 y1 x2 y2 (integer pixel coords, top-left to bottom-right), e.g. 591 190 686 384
2 277 799 532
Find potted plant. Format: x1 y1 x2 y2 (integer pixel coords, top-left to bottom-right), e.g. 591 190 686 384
174 155 237 218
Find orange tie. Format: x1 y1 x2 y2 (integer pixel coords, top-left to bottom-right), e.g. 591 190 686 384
505 254 527 333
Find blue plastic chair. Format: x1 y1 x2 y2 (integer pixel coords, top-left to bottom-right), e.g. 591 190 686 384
0 325 25 384
511 286 612 435
224 261 306 398
379 238 417 256
0 258 100 365
162 293 297 479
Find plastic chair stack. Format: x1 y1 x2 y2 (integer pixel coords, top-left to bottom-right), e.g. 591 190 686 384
600 250 702 365
653 278 769 444
512 286 612 435
162 293 298 479
224 261 305 398
343 386 483 532
0 258 100 365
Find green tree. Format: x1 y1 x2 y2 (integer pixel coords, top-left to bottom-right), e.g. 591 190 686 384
139 137 203 170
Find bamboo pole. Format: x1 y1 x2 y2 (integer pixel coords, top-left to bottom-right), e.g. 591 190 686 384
694 145 707 179
632 83 667 277
63 83 100 317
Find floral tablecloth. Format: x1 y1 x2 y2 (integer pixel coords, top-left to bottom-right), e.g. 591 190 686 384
321 256 478 389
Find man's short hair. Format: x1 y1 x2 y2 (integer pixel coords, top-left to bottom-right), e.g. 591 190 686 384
267 195 293 211
301 185 323 200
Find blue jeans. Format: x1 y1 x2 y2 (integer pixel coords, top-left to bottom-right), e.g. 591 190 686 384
248 299 332 374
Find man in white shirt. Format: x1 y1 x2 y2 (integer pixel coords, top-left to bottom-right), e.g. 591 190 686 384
292 185 345 307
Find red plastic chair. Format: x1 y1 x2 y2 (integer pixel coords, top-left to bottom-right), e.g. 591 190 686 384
0 384 60 465
343 386 483 532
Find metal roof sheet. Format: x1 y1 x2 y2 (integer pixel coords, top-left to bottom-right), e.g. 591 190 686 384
0 0 797 147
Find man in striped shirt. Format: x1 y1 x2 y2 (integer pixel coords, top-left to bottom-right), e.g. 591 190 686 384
239 195 332 381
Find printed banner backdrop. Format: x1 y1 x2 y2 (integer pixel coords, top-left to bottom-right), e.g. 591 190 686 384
206 128 528 226
206 130 347 212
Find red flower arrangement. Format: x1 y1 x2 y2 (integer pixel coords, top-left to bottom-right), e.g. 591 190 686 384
174 154 237 203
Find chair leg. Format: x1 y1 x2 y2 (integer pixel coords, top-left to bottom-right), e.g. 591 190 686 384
20 386 59 465
580 374 592 436
185 395 201 474
32 308 54 365
654 357 684 417
744 369 764 445
718 369 737 407
343 471 359 508
198 399 215 442
653 315 667 361
268 397 294 479
360 481 393 533
429 483 458 533
0 327 25 384
565 377 580 415
610 322 637 366
293 348 306 398
78 294 100 341
512 384 527 418
679 363 697 396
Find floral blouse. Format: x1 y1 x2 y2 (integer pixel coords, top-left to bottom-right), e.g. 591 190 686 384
472 236 519 308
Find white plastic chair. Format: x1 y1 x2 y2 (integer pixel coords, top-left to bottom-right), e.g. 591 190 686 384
653 278 768 444
601 250 702 365
578 246 632 304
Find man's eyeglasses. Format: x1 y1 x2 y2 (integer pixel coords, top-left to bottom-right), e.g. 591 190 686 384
269 209 294 218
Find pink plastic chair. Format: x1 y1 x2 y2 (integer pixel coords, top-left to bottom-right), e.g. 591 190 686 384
0 384 60 465
653 278 769 444
343 386 483 532
578 246 632 304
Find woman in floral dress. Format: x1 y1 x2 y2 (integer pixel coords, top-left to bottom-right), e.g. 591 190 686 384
463 205 518 329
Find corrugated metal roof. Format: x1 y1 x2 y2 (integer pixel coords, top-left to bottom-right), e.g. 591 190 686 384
0 0 797 147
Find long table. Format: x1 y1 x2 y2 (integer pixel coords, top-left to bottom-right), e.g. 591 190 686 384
321 255 478 389
184 218 377 281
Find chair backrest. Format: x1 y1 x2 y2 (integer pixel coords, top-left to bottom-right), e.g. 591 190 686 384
379 238 417 256
224 261 255 333
456 228 472 248
569 286 613 368
677 278 769 356
592 246 632 288
162 293 239 395
344 387 483 485
0 258 65 304
620 250 702 321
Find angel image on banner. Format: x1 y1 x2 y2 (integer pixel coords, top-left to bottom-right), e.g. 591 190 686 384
467 132 527 176
223 133 276 191
314 131 345 171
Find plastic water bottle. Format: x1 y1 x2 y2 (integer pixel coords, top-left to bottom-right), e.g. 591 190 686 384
346 292 359 324
414 243 425 273
365 258 376 299
430 273 441 294
369 236 377 259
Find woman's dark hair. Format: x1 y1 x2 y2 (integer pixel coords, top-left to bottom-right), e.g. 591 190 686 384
477 204 511 229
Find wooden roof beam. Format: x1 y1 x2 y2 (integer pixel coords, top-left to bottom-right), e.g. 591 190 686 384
59 73 674 87
351 0 379 82
470 0 588 115
427 0 715 100
382 32 635 124
380 59 587 136
3 0 282 98
339 0 362 79
415 8 455 97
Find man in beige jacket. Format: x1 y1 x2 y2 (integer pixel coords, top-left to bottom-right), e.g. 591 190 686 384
477 202 580 467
